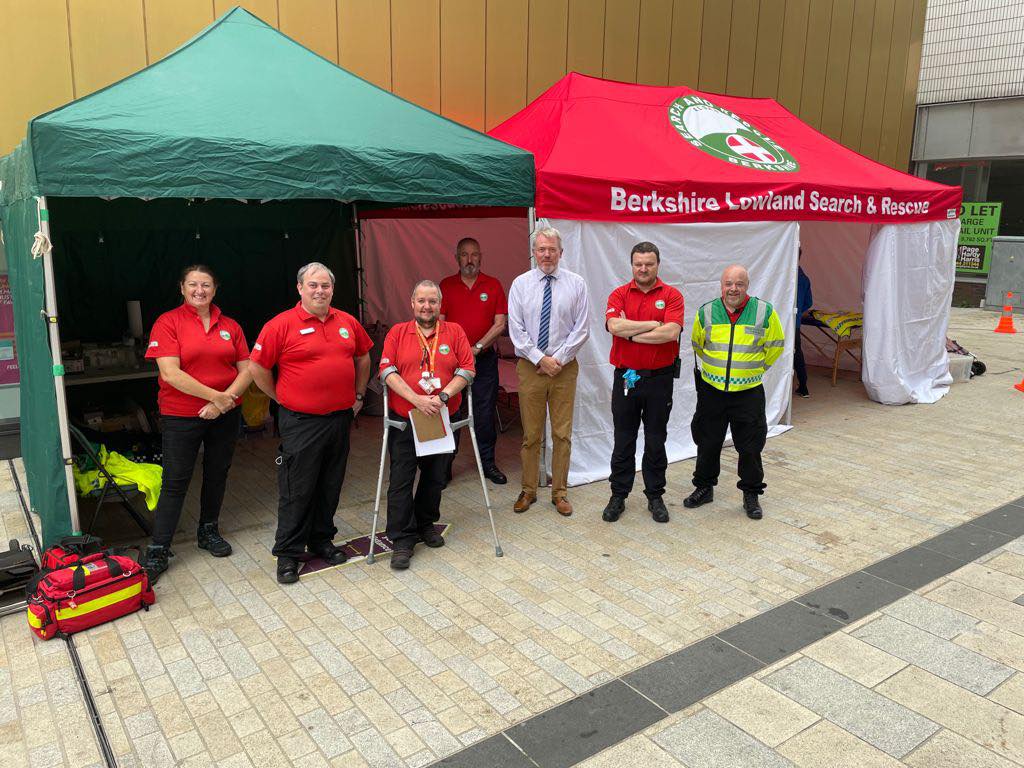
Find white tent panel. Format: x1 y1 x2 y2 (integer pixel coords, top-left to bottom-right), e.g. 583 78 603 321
550 218 799 487
862 220 960 404
798 221 872 373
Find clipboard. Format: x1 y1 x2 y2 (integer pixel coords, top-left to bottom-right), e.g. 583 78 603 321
409 408 456 456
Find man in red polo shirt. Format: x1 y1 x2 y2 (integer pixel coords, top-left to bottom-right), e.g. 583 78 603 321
380 280 475 570
250 262 372 584
603 242 685 524
439 237 508 484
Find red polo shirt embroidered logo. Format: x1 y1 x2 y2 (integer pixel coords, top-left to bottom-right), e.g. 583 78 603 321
606 279 685 370
251 303 373 415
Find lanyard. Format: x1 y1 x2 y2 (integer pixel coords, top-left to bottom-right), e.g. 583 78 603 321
415 324 441 377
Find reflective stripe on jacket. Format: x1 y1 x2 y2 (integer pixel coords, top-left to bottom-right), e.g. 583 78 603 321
691 296 785 392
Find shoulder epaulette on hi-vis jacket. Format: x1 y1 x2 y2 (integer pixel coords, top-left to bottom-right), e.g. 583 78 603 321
691 296 785 392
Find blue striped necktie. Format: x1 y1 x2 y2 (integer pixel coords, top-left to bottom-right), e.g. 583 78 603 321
538 274 554 353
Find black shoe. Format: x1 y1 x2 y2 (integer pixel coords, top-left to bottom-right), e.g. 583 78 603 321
144 544 172 581
276 557 299 584
420 529 445 548
743 492 763 520
602 495 626 522
796 387 810 398
483 465 508 485
197 523 232 557
308 542 348 565
390 549 413 570
683 486 714 508
648 496 670 523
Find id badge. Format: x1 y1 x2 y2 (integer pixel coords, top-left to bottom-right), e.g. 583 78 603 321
418 377 435 394
428 377 442 391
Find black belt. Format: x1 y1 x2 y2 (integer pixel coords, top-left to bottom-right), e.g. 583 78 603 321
615 365 674 378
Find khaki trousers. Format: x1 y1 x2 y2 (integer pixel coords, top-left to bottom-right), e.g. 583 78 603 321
516 358 578 500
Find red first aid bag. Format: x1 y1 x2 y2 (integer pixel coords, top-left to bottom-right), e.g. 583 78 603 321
27 552 154 640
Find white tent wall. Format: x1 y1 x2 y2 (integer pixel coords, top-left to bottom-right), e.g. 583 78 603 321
360 216 530 328
550 218 799 487
797 221 872 372
862 220 960 405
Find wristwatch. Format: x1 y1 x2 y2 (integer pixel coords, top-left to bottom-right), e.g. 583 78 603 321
355 393 364 402
474 342 484 352
438 391 450 404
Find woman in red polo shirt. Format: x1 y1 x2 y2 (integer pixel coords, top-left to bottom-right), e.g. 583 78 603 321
144 265 251 578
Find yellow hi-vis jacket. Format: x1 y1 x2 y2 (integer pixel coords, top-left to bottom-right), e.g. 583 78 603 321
692 296 785 392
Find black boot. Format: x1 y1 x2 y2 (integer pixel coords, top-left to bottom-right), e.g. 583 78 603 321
648 496 670 523
197 523 232 557
277 556 299 584
683 486 714 508
144 544 172 582
602 495 626 522
743 492 763 520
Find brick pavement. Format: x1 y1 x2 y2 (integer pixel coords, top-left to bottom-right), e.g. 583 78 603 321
0 306 1020 767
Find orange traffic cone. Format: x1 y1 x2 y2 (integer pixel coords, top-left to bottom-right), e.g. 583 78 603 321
995 292 1017 334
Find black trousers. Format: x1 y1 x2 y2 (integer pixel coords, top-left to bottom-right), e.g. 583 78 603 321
452 348 499 466
609 370 674 499
793 326 808 390
273 407 353 558
151 410 241 547
691 375 768 495
386 412 447 551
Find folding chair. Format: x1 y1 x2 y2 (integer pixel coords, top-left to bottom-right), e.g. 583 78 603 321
367 387 503 563
800 312 863 387
69 424 152 536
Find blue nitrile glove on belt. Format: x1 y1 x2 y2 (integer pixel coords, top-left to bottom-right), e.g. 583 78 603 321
623 369 641 390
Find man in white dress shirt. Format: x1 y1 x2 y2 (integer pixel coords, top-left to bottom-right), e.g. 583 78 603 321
507 226 591 516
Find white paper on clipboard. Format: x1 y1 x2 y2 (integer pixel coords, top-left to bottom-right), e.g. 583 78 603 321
409 408 456 456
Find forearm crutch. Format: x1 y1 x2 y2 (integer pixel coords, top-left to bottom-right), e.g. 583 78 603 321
367 387 406 564
452 389 504 557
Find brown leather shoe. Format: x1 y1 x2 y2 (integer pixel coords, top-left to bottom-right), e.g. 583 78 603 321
553 498 573 516
513 492 536 513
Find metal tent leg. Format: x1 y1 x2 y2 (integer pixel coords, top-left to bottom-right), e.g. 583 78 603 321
36 196 81 534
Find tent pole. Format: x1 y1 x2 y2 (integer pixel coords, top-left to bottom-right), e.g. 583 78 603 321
36 196 81 533
352 203 366 325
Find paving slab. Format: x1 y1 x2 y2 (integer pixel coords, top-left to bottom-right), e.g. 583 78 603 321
717 602 843 666
504 681 665 768
653 708 796 768
622 636 763 713
919 524 1017 563
852 615 1014 694
862 546 964 591
763 658 939 758
795 571 909 624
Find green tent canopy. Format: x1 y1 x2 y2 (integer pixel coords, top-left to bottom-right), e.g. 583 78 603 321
0 7 533 545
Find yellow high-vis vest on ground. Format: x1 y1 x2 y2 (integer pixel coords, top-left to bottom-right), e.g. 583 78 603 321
692 297 785 392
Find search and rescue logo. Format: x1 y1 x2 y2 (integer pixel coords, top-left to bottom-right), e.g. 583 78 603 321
219 330 231 341
439 344 451 355
479 293 488 301
339 327 350 339
668 96 798 172
655 300 666 309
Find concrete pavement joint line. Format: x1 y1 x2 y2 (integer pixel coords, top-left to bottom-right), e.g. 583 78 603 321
428 499 1024 768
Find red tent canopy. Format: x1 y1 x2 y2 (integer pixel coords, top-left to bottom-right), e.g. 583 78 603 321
490 73 961 225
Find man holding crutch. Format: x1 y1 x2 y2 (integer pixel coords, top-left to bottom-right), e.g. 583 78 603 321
379 280 475 570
